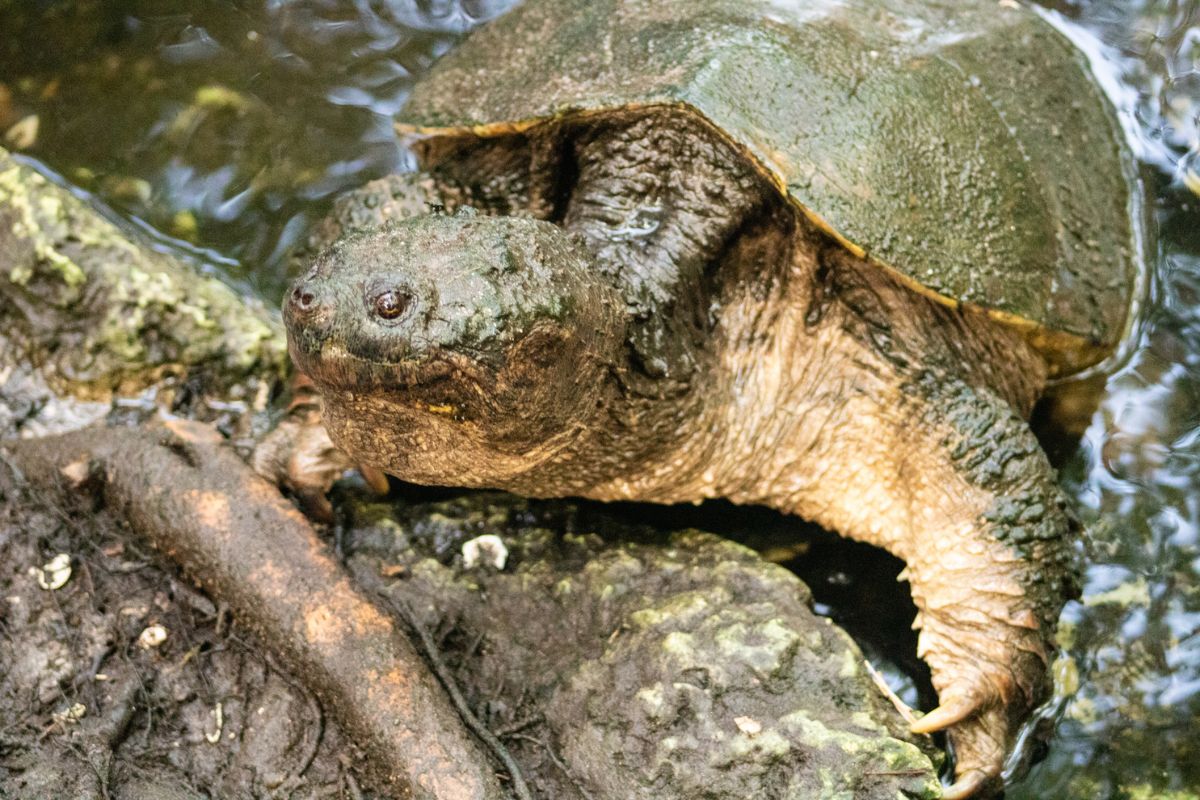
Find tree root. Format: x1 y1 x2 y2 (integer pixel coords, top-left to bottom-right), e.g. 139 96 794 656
2 420 505 800
380 592 534 800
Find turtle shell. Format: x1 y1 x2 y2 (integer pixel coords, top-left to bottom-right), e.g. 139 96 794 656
397 0 1138 375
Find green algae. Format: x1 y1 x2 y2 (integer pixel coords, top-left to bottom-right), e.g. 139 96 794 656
343 493 942 800
0 147 287 398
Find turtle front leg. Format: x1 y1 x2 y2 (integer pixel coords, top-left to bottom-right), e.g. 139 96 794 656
886 377 1077 798
780 374 1078 798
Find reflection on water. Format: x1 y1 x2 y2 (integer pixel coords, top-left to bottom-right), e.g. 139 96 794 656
0 1 520 296
1 1 1197 796
1012 2 1200 797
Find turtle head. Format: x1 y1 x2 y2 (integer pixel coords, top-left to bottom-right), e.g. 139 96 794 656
284 211 625 486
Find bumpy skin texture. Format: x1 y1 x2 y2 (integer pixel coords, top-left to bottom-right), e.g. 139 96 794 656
286 111 1085 798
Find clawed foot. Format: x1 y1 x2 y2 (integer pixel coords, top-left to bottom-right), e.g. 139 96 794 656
252 375 388 521
911 689 1007 798
909 607 1052 799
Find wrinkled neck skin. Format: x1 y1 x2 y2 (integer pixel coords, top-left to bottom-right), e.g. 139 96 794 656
571 229 1050 552
318 334 706 498
318 378 620 496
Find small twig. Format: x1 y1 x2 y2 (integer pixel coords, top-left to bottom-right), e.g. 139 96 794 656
267 657 325 787
63 739 112 800
863 659 919 726
385 595 534 800
0 448 27 484
104 561 151 574
508 733 594 800
333 515 347 562
339 755 365 800
495 714 543 738
295 689 325 781
251 664 325 793
96 672 143 750
214 601 231 636
864 769 933 776
464 630 487 660
71 645 115 689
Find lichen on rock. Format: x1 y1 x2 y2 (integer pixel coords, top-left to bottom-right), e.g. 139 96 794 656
346 495 943 800
0 146 287 437
0 146 285 395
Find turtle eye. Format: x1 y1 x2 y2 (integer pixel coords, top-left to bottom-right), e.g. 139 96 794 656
373 289 411 321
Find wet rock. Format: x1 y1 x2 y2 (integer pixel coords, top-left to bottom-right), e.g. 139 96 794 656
0 145 286 438
347 494 943 800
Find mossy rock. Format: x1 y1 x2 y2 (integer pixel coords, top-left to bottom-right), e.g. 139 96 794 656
0 146 287 437
0 146 286 398
346 494 942 800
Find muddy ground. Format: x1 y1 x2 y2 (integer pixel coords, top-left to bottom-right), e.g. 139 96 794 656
0 453 368 799
0 447 942 800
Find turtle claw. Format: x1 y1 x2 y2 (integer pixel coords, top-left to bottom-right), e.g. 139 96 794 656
916 681 1010 798
905 574 1055 798
940 705 1007 798
910 693 1003 798
940 769 992 800
907 625 1043 797
910 696 979 734
252 374 386 522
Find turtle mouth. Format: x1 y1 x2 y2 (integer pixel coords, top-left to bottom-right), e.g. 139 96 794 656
290 338 494 402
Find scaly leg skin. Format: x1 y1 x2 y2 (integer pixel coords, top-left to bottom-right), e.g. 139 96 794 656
838 374 1078 798
251 374 390 522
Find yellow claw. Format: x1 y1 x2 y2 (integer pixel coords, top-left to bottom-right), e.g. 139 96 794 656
910 697 978 734
940 768 992 800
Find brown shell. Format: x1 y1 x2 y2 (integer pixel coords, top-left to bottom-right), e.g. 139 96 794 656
398 0 1140 374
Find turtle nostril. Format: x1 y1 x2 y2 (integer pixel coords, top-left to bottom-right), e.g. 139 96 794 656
290 284 320 314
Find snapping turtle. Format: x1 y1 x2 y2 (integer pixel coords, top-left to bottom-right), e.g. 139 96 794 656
283 0 1137 796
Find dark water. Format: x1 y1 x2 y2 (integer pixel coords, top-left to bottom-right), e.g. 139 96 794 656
1 1 1198 797
0 0 522 295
